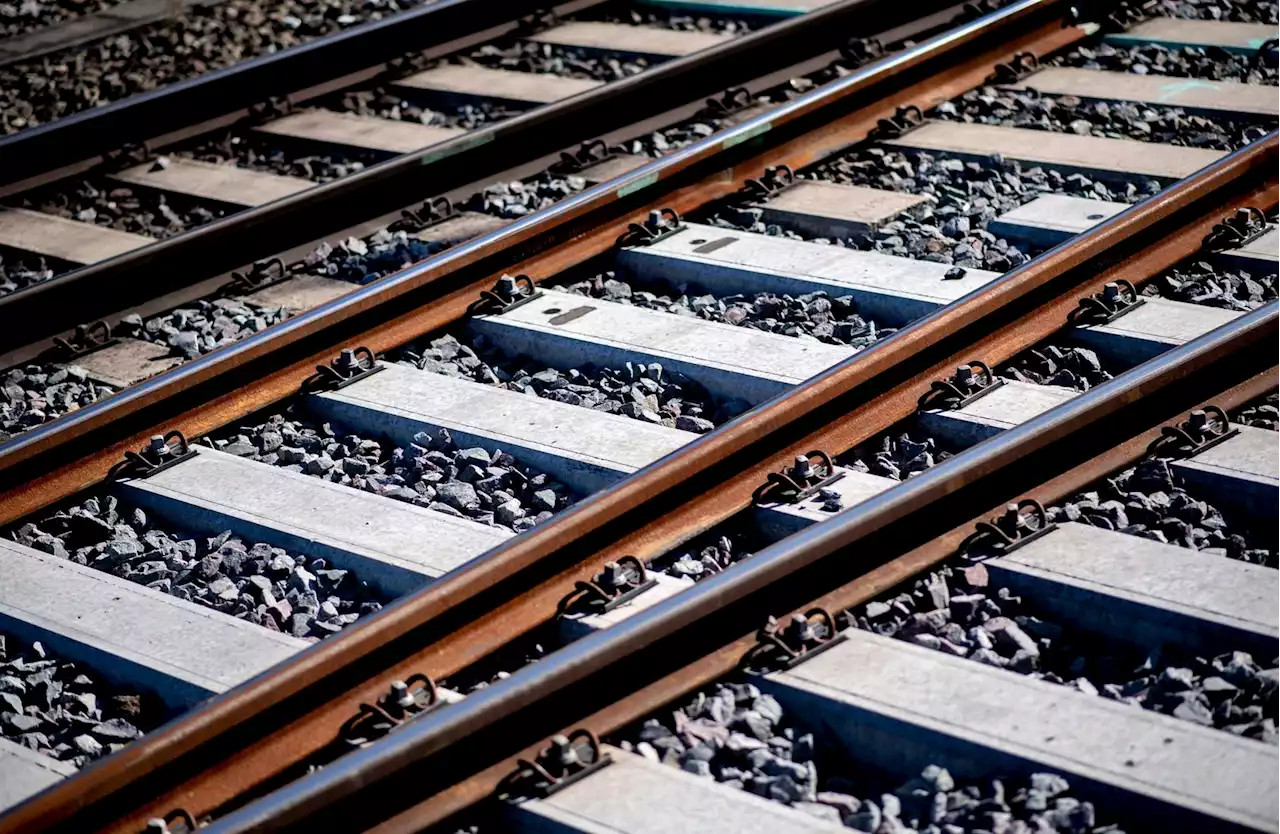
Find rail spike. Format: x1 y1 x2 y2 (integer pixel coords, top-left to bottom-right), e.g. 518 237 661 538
960 498 1057 556
1068 280 1144 326
144 808 199 834
1202 206 1269 252
616 208 683 248
466 273 541 317
303 346 383 392
337 673 445 750
743 608 846 672
50 319 116 361
107 430 198 481
500 729 612 800
751 450 842 506
556 556 657 620
1148 405 1239 459
917 360 1003 412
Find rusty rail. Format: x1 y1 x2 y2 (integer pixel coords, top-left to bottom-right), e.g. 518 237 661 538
0 4 1101 832
202 303 1279 832
3 2 1274 831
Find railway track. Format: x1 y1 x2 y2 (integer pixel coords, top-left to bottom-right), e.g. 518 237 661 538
0 0 1275 830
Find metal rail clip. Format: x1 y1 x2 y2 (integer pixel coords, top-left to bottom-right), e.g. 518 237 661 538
1148 406 1239 459
548 138 617 176
556 556 657 620
51 320 117 361
697 86 755 121
1259 38 1279 67
987 51 1039 85
338 673 447 750
467 274 542 316
917 361 1004 411
617 208 684 248
222 258 288 295
144 808 199 834
743 165 796 201
107 431 199 480
744 609 846 672
305 347 383 392
1068 280 1144 326
869 105 924 140
751 451 843 506
392 195 454 234
503 729 612 799
248 95 293 124
960 498 1057 556
1202 207 1270 252
102 143 150 171
839 37 884 65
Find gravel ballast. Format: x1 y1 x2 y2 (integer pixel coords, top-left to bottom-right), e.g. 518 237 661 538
14 494 385 639
181 131 379 183
115 296 291 360
0 631 165 768
619 680 1124 831
1234 390 1278 429
938 87 1265 152
220 408 574 532
1054 42 1278 86
11 179 227 241
1141 258 1276 311
0 362 115 441
0 0 116 39
1048 457 1276 566
1 0 450 134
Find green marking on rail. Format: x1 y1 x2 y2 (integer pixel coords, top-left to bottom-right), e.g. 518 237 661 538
723 121 771 149
617 172 660 198
419 131 494 165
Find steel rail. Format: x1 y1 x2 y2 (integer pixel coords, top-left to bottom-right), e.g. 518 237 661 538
0 0 549 184
0 0 1082 489
0 0 963 349
200 303 1279 834
0 5 1099 830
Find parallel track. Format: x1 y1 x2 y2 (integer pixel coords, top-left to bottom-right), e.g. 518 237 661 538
0 0 1275 831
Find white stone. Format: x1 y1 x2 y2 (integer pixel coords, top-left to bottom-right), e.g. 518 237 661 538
758 629 1278 832
527 21 732 57
0 539 306 709
1169 424 1278 520
256 110 465 154
1072 297 1242 365
1011 67 1278 118
0 736 76 813
988 194 1128 248
394 63 601 105
0 208 151 265
917 381 1077 448
618 222 1001 326
753 181 930 239
887 123 1225 183
508 746 846 833
1105 18 1279 54
110 158 313 208
989 522 1278 658
469 288 855 405
753 467 898 540
310 362 694 495
115 447 512 598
